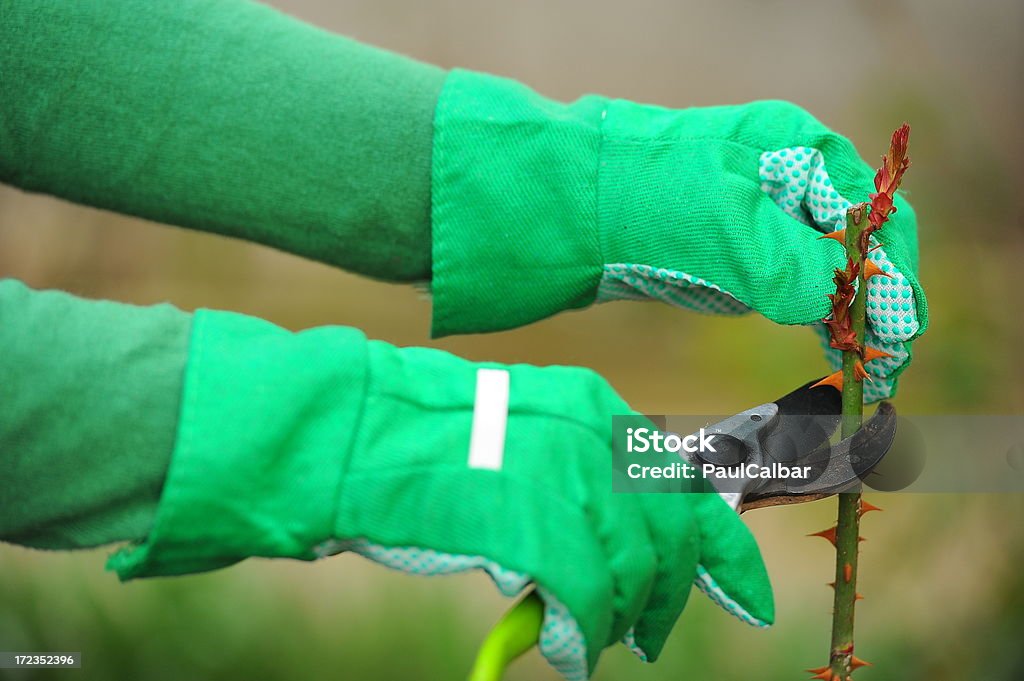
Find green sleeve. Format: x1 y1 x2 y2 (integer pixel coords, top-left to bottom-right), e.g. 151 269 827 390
0 0 445 282
0 279 189 549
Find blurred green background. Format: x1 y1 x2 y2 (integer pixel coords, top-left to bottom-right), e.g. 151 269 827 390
1 0 1022 679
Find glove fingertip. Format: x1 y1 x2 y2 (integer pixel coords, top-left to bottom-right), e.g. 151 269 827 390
692 497 774 627
694 562 774 628
627 578 695 664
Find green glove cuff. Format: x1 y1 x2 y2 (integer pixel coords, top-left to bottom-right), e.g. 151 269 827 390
107 309 369 578
430 69 608 336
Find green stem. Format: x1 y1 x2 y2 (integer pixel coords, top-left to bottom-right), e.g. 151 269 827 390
829 205 868 679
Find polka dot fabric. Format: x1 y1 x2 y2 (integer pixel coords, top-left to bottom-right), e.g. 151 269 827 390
759 146 852 229
312 538 593 680
310 539 768 679
620 628 648 662
760 147 920 338
760 146 921 401
597 264 751 315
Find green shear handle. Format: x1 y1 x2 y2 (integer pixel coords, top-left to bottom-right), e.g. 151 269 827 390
468 588 543 681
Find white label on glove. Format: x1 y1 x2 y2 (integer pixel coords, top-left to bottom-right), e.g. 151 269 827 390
467 368 510 471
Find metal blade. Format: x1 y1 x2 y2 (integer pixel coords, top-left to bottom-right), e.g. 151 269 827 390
760 378 843 467
745 401 897 502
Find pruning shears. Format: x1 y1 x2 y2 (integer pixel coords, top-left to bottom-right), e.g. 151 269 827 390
681 377 896 512
467 377 898 681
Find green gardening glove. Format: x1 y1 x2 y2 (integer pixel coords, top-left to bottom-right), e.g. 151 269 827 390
430 70 928 402
108 308 772 680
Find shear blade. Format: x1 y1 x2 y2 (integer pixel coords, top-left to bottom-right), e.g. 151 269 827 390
760 378 842 465
743 401 897 508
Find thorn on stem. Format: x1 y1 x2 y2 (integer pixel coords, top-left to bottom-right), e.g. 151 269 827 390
812 371 843 391
809 526 838 547
863 260 890 280
862 346 893 364
819 229 847 244
859 499 883 515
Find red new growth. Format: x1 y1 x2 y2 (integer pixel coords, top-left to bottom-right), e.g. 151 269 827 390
824 125 912 366
862 123 911 251
824 258 861 353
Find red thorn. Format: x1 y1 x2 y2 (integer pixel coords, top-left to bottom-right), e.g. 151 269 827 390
819 228 846 244
809 526 838 547
853 360 871 382
859 499 883 515
808 670 834 680
854 593 865 601
806 666 830 675
863 260 890 280
862 346 893 364
843 563 853 583
850 656 871 670
812 370 843 392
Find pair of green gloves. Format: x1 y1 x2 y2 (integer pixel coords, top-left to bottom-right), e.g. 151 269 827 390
107 73 925 680
1 4 926 679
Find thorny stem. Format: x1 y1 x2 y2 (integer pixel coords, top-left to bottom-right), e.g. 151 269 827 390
830 205 868 680
816 123 909 680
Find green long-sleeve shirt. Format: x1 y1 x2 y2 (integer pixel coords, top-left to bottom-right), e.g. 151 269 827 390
0 0 445 548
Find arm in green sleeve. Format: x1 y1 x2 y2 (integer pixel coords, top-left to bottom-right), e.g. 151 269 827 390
0 279 187 549
0 277 774 680
0 0 444 282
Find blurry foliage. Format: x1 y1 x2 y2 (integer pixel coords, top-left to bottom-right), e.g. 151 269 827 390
1 0 1022 679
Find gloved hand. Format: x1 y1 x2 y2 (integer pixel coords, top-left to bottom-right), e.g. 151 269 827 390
108 308 772 680
430 71 927 401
